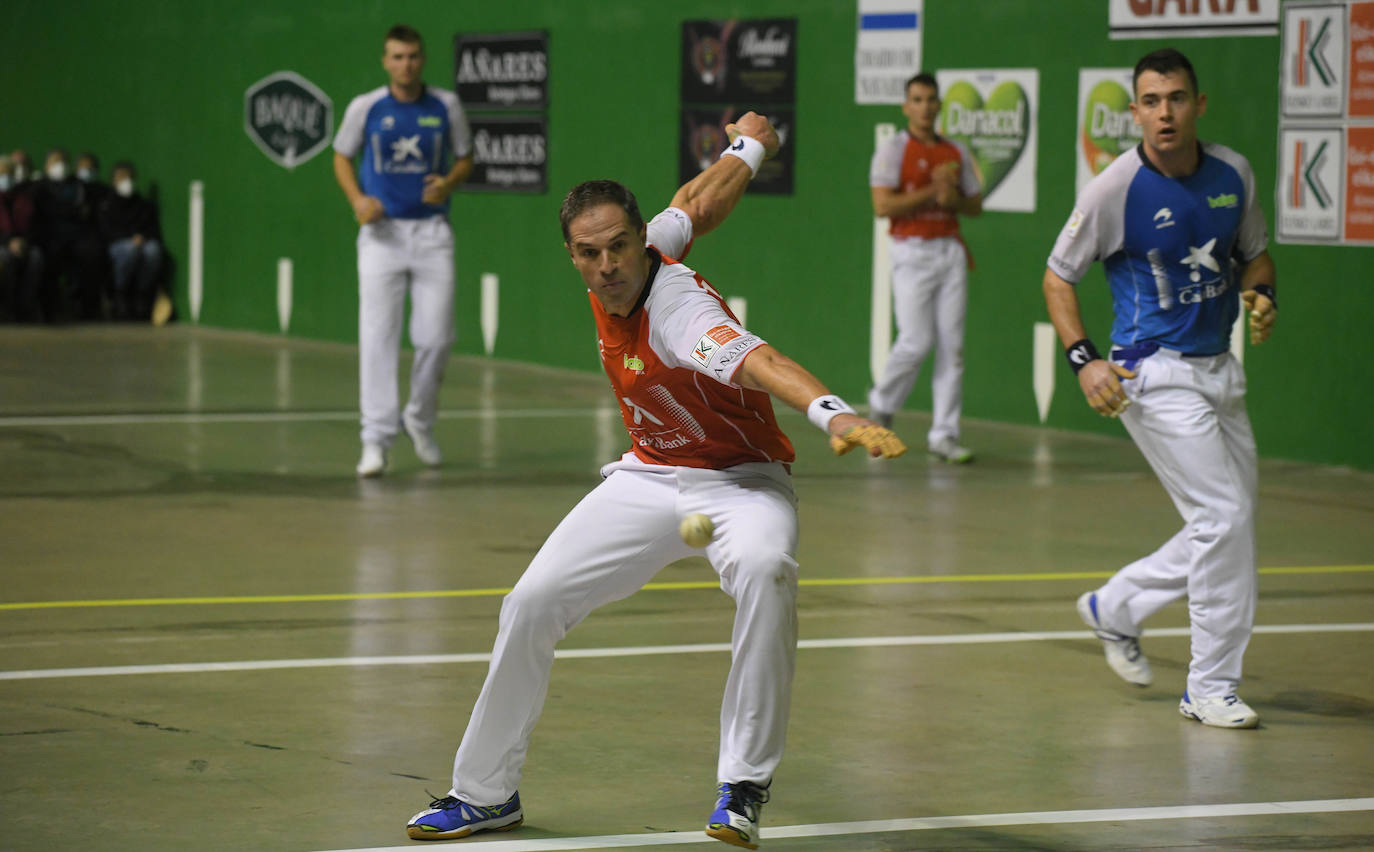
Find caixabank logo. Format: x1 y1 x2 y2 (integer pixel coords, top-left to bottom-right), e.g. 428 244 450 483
244 71 334 169
1281 3 1347 117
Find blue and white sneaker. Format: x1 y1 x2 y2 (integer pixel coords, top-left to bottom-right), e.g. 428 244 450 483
1180 691 1260 728
1077 591 1153 686
706 781 770 849
406 791 523 841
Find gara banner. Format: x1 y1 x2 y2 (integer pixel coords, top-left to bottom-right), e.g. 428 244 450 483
936 69 1039 212
453 31 549 110
1108 0 1279 39
463 115 547 194
680 18 797 194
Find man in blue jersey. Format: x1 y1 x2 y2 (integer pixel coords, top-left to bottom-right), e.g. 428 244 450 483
1042 48 1278 729
333 24 474 477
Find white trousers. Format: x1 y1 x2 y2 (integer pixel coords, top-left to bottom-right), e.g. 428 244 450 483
451 456 800 806
1095 348 1258 698
357 216 455 446
869 236 968 446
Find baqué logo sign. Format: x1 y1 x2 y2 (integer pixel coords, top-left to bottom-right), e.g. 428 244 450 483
244 71 333 169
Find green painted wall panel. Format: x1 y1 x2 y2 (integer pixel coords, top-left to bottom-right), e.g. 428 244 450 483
6 0 1370 468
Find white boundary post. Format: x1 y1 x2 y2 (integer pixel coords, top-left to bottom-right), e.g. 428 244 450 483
870 122 897 385
189 181 204 323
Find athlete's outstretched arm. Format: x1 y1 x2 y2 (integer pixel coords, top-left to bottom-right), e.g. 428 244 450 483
735 345 906 458
1043 267 1135 418
669 111 779 238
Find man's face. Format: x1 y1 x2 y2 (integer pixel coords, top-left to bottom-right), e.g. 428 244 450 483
383 39 425 89
564 203 650 317
1131 70 1206 158
45 151 69 181
902 82 940 135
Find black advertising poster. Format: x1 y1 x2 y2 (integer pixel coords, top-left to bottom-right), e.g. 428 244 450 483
454 31 549 111
680 18 796 195
679 106 793 195
681 19 796 104
462 114 548 194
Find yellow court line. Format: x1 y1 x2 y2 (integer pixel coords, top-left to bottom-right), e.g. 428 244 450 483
1 565 1370 612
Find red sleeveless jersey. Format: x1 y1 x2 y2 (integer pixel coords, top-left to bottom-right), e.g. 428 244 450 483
871 130 973 240
590 250 795 469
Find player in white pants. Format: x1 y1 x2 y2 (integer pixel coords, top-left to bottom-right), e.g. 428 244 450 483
869 73 982 463
872 237 969 450
332 24 473 477
1043 48 1277 729
405 113 907 848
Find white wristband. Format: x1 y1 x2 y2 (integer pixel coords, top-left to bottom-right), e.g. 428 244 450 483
806 395 856 432
720 135 766 177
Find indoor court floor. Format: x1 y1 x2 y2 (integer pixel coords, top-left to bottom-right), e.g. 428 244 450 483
2 325 1371 851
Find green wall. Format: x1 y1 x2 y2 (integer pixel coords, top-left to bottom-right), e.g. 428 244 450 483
7 0 1371 469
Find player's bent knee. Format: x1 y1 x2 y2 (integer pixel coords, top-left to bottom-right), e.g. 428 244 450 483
724 551 799 595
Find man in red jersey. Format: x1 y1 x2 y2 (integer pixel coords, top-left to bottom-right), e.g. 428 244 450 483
406 112 905 850
869 73 983 463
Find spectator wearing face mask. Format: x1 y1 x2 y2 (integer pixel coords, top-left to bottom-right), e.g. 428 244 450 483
35 147 108 320
98 161 164 321
76 152 112 211
0 155 47 322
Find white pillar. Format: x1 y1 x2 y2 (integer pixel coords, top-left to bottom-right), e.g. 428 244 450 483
870 122 896 384
480 273 499 355
276 257 293 334
1033 321 1057 424
189 181 204 323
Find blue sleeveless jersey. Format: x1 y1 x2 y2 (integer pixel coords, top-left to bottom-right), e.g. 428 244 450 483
334 85 473 220
1048 142 1269 356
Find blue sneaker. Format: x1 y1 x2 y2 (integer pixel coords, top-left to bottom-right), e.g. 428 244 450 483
705 781 770 849
406 791 523 841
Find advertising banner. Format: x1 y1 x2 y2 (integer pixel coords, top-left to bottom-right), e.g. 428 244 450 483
1076 68 1141 197
936 69 1039 212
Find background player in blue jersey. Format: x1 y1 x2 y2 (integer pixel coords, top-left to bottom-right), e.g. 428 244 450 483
1042 48 1278 728
333 24 474 477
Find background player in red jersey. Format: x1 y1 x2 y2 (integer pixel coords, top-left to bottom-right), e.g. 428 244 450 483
406 111 905 849
869 73 983 463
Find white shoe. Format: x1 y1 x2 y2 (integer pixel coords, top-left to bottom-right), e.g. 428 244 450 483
928 437 973 464
1077 591 1153 686
1180 691 1259 728
404 419 442 467
356 443 387 477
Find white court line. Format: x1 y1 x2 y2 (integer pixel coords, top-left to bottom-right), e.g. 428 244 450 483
0 408 606 428
3 623 1371 682
314 798 1374 851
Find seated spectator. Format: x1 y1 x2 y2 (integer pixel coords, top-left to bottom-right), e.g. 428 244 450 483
98 161 164 321
35 147 108 320
9 149 35 187
0 155 47 322
76 152 112 210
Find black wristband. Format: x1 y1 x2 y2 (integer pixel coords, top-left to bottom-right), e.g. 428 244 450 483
1065 338 1101 374
1251 284 1277 310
